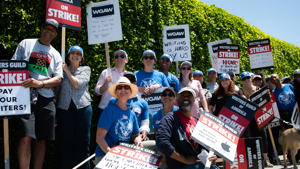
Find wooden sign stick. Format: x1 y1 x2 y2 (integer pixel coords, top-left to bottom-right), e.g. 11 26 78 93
61 27 66 61
3 118 10 169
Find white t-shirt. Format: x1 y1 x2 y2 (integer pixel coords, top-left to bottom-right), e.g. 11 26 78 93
12 39 63 98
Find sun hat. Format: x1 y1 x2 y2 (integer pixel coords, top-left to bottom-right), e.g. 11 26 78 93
178 87 196 98
219 73 231 80
68 45 83 56
108 77 138 99
193 70 203 76
160 54 173 62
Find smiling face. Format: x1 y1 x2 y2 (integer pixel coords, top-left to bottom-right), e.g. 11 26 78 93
115 84 132 100
161 89 176 107
220 78 230 89
177 91 195 112
193 74 203 83
159 57 171 71
142 53 156 69
114 51 128 68
68 50 83 66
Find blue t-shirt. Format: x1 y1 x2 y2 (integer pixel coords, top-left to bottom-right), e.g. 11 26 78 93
152 106 179 130
135 70 170 88
272 84 296 111
95 102 140 157
109 97 149 127
164 72 180 92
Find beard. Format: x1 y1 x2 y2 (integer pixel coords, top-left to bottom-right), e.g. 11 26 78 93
179 100 193 112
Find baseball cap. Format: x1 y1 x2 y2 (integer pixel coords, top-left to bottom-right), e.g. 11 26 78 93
282 76 291 83
142 49 156 59
114 49 128 58
180 61 192 68
294 69 300 75
193 70 203 76
207 68 217 74
45 19 59 29
253 75 262 80
219 73 231 80
68 45 83 56
240 71 251 80
160 54 172 62
178 87 196 98
162 87 176 96
124 71 136 83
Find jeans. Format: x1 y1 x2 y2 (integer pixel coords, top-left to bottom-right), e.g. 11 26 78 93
183 163 219 169
58 102 93 169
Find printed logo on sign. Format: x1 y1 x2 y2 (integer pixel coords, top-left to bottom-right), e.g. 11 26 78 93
92 4 114 17
166 29 185 39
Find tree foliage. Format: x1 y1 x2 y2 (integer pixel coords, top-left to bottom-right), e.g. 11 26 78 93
1 0 300 168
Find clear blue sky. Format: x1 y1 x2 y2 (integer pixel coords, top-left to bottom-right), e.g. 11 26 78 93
200 0 300 47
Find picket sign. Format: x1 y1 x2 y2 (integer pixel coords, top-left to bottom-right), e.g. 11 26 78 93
291 103 300 126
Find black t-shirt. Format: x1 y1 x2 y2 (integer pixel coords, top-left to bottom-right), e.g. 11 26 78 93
210 93 232 116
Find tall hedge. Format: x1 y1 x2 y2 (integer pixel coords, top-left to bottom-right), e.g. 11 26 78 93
1 0 300 168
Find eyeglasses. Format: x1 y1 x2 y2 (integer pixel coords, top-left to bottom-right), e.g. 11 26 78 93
114 55 126 59
162 92 175 97
160 58 170 62
143 55 155 60
242 76 251 81
181 67 191 70
116 85 131 90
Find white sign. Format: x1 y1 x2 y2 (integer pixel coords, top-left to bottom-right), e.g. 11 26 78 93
163 24 191 62
95 143 161 169
248 39 274 70
0 61 30 117
191 112 239 163
207 39 231 70
217 45 240 74
87 0 123 44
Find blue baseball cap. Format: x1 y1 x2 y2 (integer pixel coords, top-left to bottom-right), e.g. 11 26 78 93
160 54 172 62
193 70 203 76
142 49 156 59
114 49 128 58
219 73 231 80
180 61 192 68
68 45 83 56
207 68 217 74
250 72 255 77
282 76 291 83
240 71 251 80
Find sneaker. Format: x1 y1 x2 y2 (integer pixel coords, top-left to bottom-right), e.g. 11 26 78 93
264 160 274 167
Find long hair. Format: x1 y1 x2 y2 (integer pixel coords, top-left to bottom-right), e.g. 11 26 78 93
179 72 192 82
214 80 236 96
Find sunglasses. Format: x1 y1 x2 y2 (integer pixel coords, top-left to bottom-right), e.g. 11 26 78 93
160 58 170 62
181 67 191 70
162 92 175 97
242 76 251 81
116 85 131 90
143 55 155 60
114 55 126 59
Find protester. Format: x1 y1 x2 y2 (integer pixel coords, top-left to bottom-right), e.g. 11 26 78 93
108 72 150 141
57 46 92 169
11 19 63 169
271 74 296 126
179 61 208 119
206 68 218 94
265 76 275 91
159 53 180 92
94 49 128 113
135 49 169 95
209 73 237 115
252 74 264 88
227 71 241 94
94 77 143 164
282 76 292 84
152 87 178 133
156 87 218 169
193 70 212 105
239 71 258 99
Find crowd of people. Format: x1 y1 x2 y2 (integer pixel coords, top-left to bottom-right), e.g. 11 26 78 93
11 19 300 169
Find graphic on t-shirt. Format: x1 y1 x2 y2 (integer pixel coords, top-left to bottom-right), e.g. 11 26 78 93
114 114 133 141
278 91 293 106
140 78 159 87
29 52 51 76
